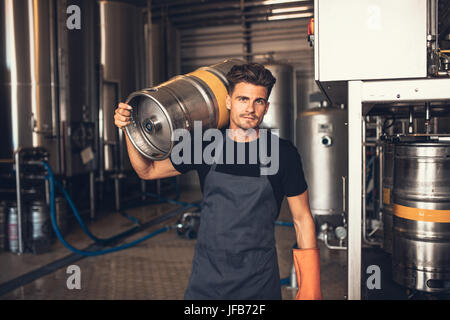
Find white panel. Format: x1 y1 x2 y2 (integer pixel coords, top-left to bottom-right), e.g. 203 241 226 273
317 0 427 81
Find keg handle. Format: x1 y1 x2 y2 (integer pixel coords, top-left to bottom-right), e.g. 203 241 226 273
141 88 158 92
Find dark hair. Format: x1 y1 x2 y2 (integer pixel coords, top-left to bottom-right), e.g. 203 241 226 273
225 63 277 98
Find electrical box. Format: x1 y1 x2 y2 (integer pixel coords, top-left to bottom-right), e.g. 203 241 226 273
314 0 428 104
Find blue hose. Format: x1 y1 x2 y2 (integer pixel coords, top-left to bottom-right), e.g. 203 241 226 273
275 221 294 227
41 161 193 256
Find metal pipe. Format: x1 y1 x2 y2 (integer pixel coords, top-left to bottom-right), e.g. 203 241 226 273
14 150 23 254
408 107 414 134
362 117 382 246
342 176 346 215
324 232 347 250
348 80 363 300
181 49 311 61
425 102 431 134
181 35 310 49
98 66 105 182
182 24 307 40
289 263 298 289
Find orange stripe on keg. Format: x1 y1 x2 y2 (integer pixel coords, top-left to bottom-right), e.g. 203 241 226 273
393 204 450 223
189 69 229 129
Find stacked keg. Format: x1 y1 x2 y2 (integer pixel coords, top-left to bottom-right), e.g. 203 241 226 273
392 141 450 293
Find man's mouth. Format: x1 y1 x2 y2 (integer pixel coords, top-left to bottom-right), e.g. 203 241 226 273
242 115 256 120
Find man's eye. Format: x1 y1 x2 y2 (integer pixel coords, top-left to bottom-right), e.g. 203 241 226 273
256 100 265 104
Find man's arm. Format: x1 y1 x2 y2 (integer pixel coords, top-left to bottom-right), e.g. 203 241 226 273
287 190 322 300
286 190 317 249
115 102 181 180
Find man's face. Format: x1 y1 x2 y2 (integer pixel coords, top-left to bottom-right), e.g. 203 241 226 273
226 82 270 131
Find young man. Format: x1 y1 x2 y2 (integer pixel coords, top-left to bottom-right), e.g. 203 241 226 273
114 63 321 300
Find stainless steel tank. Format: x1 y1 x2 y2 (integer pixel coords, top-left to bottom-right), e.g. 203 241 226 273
0 0 60 173
392 142 450 293
125 59 244 160
382 142 395 254
99 0 146 171
260 63 294 141
296 107 348 227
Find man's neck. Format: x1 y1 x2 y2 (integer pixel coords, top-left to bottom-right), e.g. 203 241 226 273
226 126 260 143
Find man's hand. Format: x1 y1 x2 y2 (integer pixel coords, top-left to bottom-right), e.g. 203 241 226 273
114 103 132 129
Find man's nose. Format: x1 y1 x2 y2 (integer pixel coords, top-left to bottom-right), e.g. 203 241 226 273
245 101 255 113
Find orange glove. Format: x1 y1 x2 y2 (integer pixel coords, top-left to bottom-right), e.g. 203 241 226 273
293 248 322 300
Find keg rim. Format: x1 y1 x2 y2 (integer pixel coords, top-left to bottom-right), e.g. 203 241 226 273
125 90 174 161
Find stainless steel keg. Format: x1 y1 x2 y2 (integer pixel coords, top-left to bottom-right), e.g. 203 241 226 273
30 201 51 241
382 142 394 254
125 59 244 160
392 142 450 292
7 203 19 253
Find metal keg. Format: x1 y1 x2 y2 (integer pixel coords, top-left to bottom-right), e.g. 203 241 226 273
0 202 7 251
30 201 51 241
382 142 394 254
125 59 244 160
7 203 19 253
392 142 450 292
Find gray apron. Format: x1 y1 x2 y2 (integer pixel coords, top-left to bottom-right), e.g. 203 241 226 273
185 157 281 300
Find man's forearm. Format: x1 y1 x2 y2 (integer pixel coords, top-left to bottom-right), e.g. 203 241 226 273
293 214 317 249
124 131 154 178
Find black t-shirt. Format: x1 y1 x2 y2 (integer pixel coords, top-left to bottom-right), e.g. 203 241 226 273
169 128 308 213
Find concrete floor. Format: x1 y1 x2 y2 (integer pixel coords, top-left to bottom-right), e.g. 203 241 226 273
0 190 348 300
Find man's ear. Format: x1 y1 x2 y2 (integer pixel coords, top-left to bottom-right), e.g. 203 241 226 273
226 95 231 111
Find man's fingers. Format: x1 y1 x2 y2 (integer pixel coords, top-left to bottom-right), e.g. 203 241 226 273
115 114 129 122
119 103 133 110
116 108 131 117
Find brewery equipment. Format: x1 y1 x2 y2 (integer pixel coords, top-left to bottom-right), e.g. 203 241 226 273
392 141 450 293
296 106 347 228
260 63 294 141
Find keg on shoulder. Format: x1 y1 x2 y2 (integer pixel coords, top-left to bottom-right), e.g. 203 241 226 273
392 142 450 292
125 59 244 160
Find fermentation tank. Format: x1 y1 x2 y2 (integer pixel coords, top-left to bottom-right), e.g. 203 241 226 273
296 106 348 227
0 0 60 173
125 59 244 160
392 142 450 293
99 0 146 171
260 63 294 141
